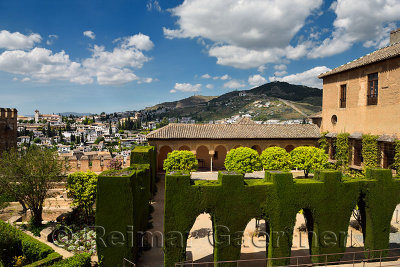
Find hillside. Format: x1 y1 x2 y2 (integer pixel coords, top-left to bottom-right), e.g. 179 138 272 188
143 81 322 122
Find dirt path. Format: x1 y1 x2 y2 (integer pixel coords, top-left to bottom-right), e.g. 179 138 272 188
278 98 308 117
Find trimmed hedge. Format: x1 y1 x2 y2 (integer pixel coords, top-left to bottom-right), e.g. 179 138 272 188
47 253 91 267
164 169 400 266
96 146 155 266
0 220 61 267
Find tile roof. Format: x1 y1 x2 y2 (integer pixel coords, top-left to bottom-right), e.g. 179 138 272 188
318 42 400 78
146 123 321 139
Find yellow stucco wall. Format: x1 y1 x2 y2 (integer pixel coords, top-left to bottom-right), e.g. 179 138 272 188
321 56 400 135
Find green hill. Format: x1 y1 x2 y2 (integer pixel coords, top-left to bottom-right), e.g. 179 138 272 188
143 81 322 122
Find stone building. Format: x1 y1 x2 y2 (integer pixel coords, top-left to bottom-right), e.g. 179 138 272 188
318 28 400 169
147 121 320 170
0 108 17 154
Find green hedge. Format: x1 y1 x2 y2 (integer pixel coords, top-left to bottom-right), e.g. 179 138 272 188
47 253 91 267
164 169 400 266
96 146 155 266
0 220 61 267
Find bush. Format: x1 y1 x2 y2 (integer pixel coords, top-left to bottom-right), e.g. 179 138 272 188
335 133 350 173
290 146 328 177
224 147 262 174
362 134 379 171
163 150 198 172
48 253 91 267
260 147 291 171
393 140 400 173
67 171 98 223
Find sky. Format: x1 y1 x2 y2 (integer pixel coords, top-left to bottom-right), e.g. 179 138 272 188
0 0 399 115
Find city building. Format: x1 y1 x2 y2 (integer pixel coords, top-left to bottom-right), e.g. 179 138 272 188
147 118 320 170
34 109 62 124
0 108 18 154
318 28 400 169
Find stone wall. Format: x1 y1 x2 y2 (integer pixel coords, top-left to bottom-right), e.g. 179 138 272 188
0 108 17 154
61 154 130 173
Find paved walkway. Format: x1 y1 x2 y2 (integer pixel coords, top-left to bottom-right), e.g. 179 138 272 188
137 174 165 267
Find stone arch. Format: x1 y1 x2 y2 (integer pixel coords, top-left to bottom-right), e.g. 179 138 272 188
214 145 227 170
196 145 211 169
285 145 295 152
179 145 191 151
251 145 262 154
240 218 269 260
158 145 172 170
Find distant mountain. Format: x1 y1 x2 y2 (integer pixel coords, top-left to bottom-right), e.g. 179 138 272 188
59 112 92 117
143 81 322 122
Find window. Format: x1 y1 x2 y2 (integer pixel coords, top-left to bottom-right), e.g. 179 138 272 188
367 73 378 105
340 84 347 108
331 115 337 124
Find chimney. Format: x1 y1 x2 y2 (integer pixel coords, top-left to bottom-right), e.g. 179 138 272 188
390 28 400 45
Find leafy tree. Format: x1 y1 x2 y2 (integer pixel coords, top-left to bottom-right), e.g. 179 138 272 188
33 137 41 144
0 147 68 226
163 150 198 172
224 147 262 174
290 146 328 177
67 171 98 223
260 147 291 171
94 136 105 144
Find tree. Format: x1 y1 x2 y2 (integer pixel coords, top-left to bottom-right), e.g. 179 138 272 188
94 136 105 144
290 146 328 178
33 137 41 144
260 147 291 171
67 171 98 223
163 150 198 172
0 147 68 226
224 147 262 174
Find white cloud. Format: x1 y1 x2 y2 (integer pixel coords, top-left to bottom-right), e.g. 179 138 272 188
220 74 230 80
0 30 41 50
248 74 266 87
269 66 331 88
170 83 201 93
119 33 154 51
201 73 211 79
223 80 245 89
164 0 322 68
206 84 214 89
257 65 266 73
46 34 58 45
147 0 162 12
309 0 400 58
83 31 96 40
0 32 154 86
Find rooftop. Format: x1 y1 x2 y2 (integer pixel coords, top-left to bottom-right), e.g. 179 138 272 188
147 123 321 140
318 42 400 78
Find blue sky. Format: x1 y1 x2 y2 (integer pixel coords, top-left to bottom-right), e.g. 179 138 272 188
0 0 399 115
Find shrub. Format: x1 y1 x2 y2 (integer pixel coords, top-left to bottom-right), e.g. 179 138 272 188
392 140 400 173
0 220 21 265
224 147 262 174
362 134 379 171
318 132 329 153
260 147 291 171
163 150 198 172
48 253 91 267
290 146 328 177
335 133 350 173
106 158 122 170
67 171 98 223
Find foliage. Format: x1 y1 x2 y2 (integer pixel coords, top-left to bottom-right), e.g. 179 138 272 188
48 253 91 267
33 137 41 144
224 147 262 174
335 133 350 173
318 131 329 153
67 171 98 223
0 147 68 226
362 134 379 171
260 147 291 171
94 136 105 144
0 220 60 267
53 228 96 255
164 168 400 267
106 158 123 170
290 146 328 177
392 140 400 173
96 148 155 266
163 150 198 172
